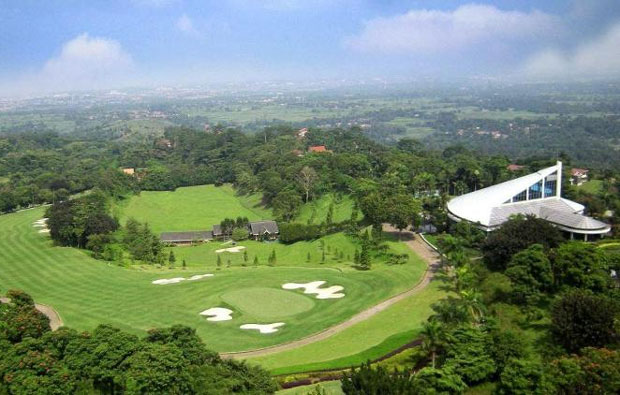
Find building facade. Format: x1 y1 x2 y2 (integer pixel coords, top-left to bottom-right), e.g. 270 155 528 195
447 161 610 240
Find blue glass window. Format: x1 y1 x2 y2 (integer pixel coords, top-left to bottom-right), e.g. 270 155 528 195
529 180 543 200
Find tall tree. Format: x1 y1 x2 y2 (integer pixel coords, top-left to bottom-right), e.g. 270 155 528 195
505 244 553 304
482 215 563 270
420 320 445 368
551 290 619 353
297 166 318 203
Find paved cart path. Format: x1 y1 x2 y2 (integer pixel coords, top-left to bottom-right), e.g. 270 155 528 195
221 225 440 359
0 297 63 330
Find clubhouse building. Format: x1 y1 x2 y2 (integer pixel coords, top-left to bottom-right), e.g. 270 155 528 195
447 161 611 240
161 220 279 245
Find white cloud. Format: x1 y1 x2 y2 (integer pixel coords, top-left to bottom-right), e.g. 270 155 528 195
523 22 620 80
176 14 199 36
346 4 560 54
6 34 134 95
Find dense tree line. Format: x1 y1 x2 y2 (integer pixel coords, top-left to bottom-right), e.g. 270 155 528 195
425 114 620 168
342 216 619 393
0 290 275 394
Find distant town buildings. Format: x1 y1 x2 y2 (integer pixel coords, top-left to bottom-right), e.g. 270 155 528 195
308 145 328 153
156 138 172 149
296 128 308 138
507 164 525 172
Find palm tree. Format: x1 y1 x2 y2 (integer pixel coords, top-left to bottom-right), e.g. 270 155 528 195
420 320 444 368
453 265 475 292
459 289 486 324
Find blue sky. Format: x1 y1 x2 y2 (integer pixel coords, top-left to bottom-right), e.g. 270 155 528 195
1 0 620 95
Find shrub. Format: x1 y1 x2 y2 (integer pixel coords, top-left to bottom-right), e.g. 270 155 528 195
231 227 249 241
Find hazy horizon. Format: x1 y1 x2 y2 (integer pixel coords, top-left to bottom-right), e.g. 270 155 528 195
2 0 620 97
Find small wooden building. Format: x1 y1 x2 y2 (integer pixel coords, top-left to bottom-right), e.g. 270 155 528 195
160 231 212 246
249 220 279 241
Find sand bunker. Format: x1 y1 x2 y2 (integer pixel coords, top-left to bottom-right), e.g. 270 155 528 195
152 273 213 285
34 218 49 234
215 246 246 253
240 323 285 334
282 281 345 299
33 218 48 225
200 307 233 321
188 274 214 281
152 277 186 285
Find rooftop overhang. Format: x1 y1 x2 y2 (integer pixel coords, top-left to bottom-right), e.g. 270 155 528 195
548 221 612 235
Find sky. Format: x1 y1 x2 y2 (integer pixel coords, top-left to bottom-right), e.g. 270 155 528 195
1 0 620 96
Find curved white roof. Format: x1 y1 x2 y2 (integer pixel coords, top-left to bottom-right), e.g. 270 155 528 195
447 163 561 226
447 162 610 234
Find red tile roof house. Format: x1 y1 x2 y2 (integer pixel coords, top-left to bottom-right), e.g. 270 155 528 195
507 164 525 172
308 145 328 153
570 168 589 186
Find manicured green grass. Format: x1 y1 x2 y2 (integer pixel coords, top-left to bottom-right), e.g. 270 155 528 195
295 194 359 224
277 381 343 395
114 184 271 234
220 288 315 320
248 281 445 374
0 207 427 353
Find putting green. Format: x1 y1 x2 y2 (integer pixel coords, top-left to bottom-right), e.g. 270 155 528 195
221 287 315 320
0 203 428 352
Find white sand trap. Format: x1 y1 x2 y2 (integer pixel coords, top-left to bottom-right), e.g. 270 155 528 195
188 274 214 281
152 277 186 285
240 323 285 334
34 219 49 234
200 307 233 321
152 274 213 285
282 281 345 299
215 246 246 253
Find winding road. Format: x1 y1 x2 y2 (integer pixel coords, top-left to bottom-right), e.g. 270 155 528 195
0 297 63 331
221 225 441 359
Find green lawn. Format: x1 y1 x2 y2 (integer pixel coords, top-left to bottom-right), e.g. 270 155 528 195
0 207 427 353
294 194 358 225
277 381 343 395
247 281 445 374
114 184 271 234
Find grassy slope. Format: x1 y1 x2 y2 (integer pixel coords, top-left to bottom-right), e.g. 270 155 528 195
247 281 444 374
0 207 426 353
170 231 398 270
295 194 358 225
114 184 271 234
277 381 343 395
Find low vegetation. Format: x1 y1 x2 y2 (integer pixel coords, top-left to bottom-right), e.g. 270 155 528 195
0 291 275 394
